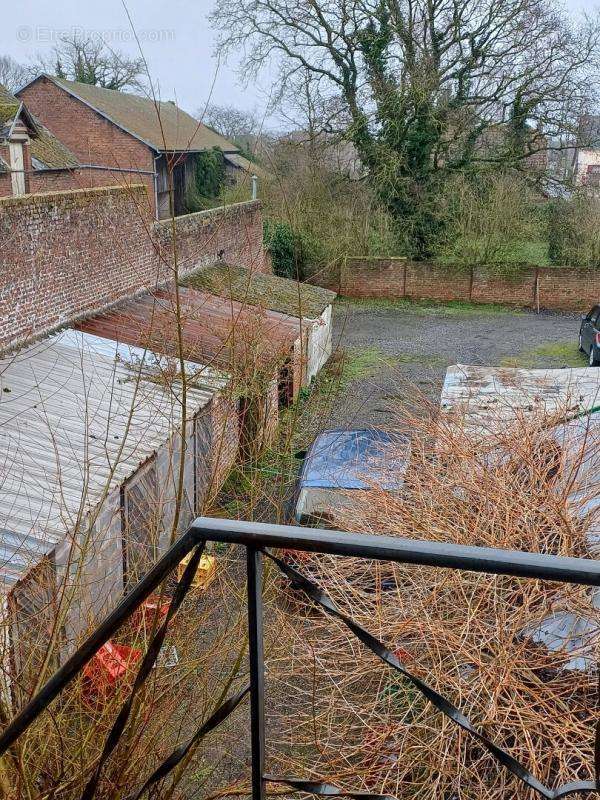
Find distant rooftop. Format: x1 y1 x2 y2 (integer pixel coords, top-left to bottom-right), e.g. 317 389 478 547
20 74 240 154
183 264 336 320
0 82 78 170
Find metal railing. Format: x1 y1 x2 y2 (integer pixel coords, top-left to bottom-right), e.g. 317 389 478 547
1 517 600 799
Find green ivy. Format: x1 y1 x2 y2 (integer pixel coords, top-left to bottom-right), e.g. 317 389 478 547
263 220 304 279
186 148 226 212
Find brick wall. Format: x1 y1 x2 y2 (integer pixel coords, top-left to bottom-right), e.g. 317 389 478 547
155 200 266 275
332 257 600 311
19 76 156 215
0 185 266 350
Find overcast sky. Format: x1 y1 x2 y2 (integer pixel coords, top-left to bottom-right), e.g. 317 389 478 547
1 0 598 126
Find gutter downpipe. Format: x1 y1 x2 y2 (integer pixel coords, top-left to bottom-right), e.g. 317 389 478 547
153 152 160 220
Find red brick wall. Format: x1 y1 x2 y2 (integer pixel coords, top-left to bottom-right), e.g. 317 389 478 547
0 185 158 349
334 257 600 311
19 76 156 216
28 169 83 194
156 200 267 275
0 185 266 350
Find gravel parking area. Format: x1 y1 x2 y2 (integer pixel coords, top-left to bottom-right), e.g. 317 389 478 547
328 299 584 428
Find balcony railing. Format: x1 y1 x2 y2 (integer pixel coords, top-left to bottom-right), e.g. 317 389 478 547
1 517 600 799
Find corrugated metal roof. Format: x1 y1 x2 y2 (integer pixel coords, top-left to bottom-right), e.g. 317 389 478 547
22 75 238 154
440 364 600 436
439 365 600 671
183 264 337 320
76 287 303 375
0 329 225 590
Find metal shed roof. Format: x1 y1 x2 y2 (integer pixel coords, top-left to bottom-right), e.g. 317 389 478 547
183 264 337 320
76 287 303 376
441 364 600 436
0 329 225 590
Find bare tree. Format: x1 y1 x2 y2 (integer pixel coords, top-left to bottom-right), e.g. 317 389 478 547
202 103 259 144
211 0 600 256
34 34 146 91
0 55 31 93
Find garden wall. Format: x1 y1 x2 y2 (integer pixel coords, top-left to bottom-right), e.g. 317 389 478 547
0 185 265 351
155 200 265 276
327 257 600 311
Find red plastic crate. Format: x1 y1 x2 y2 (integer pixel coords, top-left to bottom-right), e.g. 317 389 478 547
83 641 142 702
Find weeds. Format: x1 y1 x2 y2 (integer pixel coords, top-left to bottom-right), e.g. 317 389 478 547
336 296 516 316
501 340 586 368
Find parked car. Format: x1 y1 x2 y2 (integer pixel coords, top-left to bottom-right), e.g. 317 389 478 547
291 428 411 526
578 306 600 365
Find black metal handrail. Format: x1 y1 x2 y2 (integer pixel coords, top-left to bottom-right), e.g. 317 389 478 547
1 517 599 799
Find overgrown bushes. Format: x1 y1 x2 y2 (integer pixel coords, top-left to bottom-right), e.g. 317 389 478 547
547 192 600 267
261 142 401 281
435 173 549 269
261 149 556 279
186 147 227 212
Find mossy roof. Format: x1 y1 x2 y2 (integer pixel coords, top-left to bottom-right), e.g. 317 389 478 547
29 74 239 154
0 102 19 125
29 122 79 169
183 264 336 319
0 82 78 169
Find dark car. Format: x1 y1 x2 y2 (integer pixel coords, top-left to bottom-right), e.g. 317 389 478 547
579 306 600 366
291 428 411 526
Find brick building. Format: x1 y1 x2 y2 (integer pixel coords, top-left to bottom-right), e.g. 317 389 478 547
0 84 79 198
571 115 600 189
18 74 254 218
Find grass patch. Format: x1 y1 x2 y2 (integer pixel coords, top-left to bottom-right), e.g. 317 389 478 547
500 340 586 369
436 237 550 267
334 346 386 384
336 296 517 316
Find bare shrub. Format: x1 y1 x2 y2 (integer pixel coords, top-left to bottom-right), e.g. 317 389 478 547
267 400 599 798
437 173 543 268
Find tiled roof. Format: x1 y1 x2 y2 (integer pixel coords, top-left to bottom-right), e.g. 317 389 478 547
0 102 19 125
223 151 270 180
0 82 78 169
183 264 337 320
26 74 240 154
